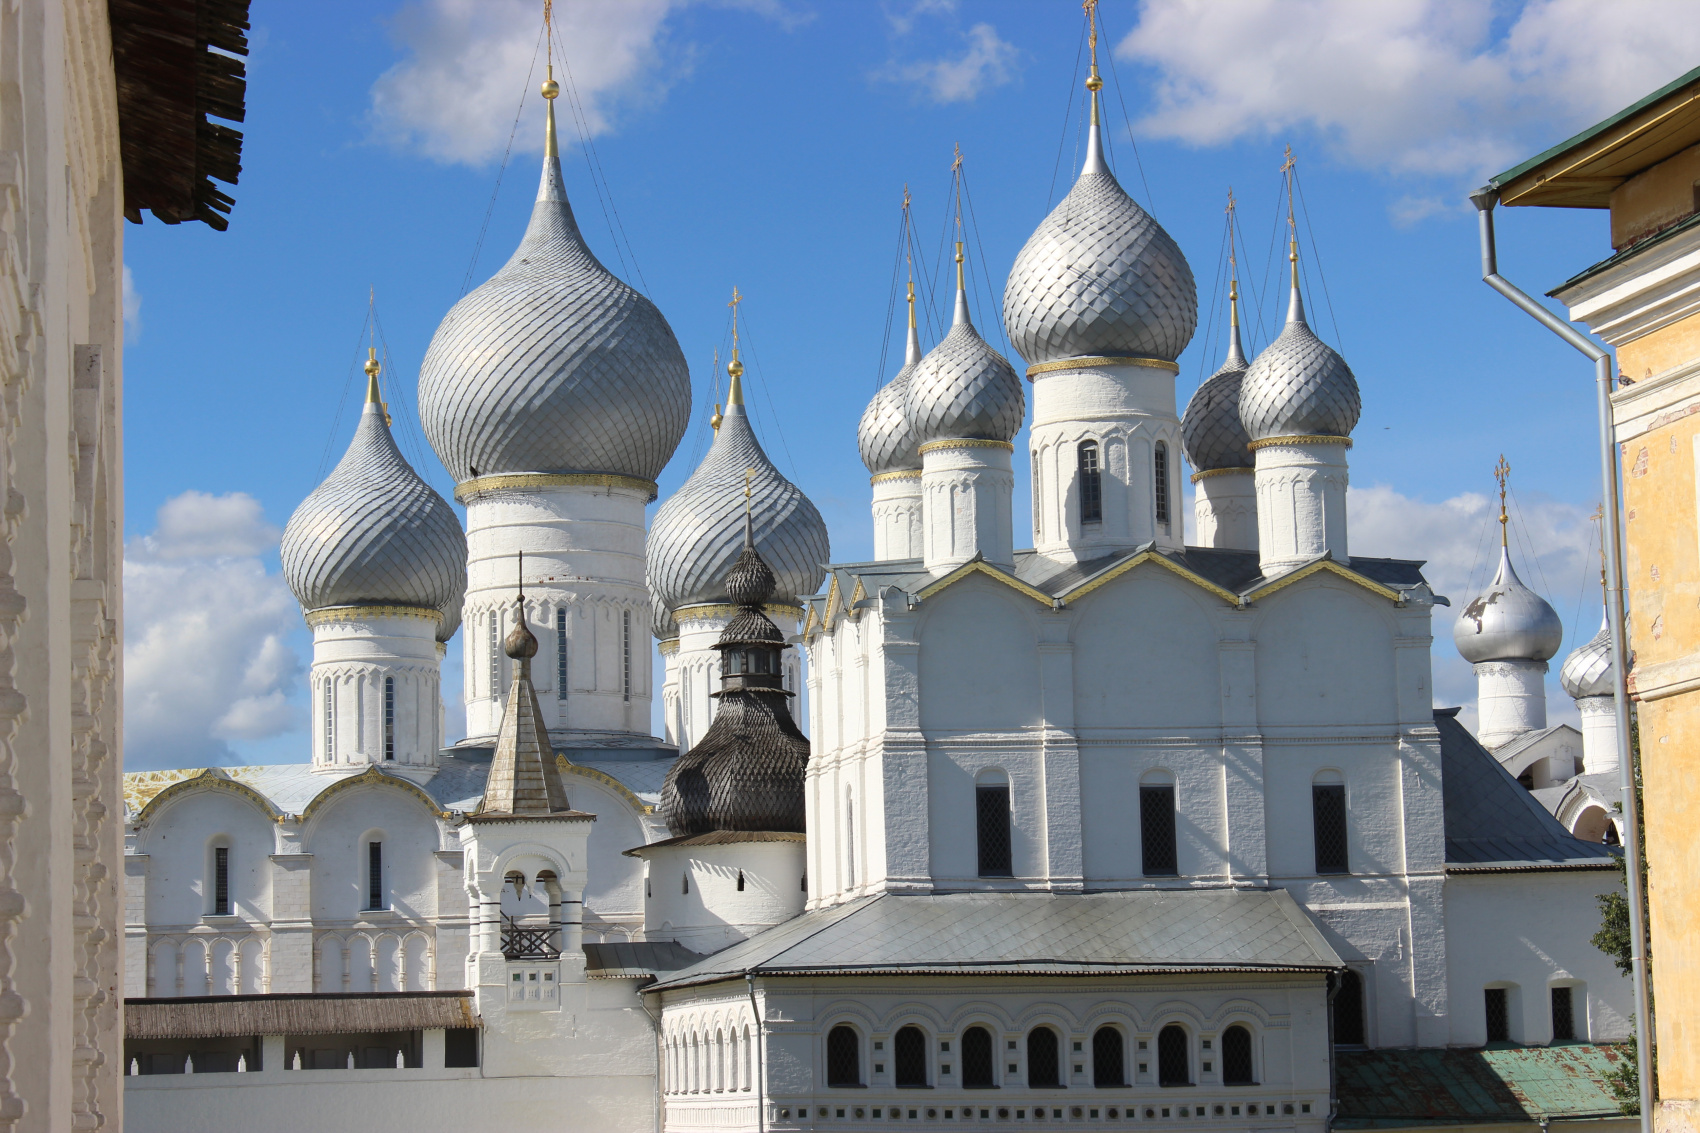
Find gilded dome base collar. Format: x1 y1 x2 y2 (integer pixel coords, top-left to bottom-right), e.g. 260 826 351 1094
305 604 446 629
456 471 659 504
918 439 1015 455
1246 434 1353 452
1026 355 1181 378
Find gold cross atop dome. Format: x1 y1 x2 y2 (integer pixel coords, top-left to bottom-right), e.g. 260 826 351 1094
1495 454 1511 547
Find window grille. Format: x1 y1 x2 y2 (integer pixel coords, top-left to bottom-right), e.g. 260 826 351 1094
1484 988 1509 1043
1313 784 1348 874
1157 1025 1188 1086
1221 1026 1254 1085
895 1026 927 1087
1154 442 1170 526
383 677 395 761
977 785 1012 877
1551 987 1575 1042
1140 785 1177 876
961 1027 994 1088
827 1025 861 1087
489 615 501 699
213 846 230 916
1333 970 1366 1045
556 609 569 700
622 609 632 701
1079 442 1103 524
322 679 334 761
1027 1027 1060 1087
367 841 384 910
1093 1027 1125 1087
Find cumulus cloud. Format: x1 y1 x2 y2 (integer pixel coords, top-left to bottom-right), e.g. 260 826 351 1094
124 492 303 769
1347 482 1599 730
1117 0 1700 180
121 264 141 344
877 22 1019 104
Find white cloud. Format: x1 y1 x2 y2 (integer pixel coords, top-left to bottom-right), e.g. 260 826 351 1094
885 0 959 38
1117 0 1700 180
877 21 1019 104
121 264 140 344
124 492 303 769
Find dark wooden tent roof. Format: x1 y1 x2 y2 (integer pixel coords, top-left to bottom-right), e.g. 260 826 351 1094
108 0 250 230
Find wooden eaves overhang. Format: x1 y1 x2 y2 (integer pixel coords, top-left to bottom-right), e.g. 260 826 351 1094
1489 64 1700 209
108 0 251 230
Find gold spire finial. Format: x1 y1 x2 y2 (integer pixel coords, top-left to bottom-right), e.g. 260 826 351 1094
710 347 724 430
1226 188 1239 319
1591 503 1607 596
726 289 745 403
955 241 965 291
1084 0 1103 97
1494 455 1511 548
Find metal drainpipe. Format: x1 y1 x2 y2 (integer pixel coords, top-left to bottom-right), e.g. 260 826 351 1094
639 986 665 1133
747 973 766 1133
1470 187 1655 1133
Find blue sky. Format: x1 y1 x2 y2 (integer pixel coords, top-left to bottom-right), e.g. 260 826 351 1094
120 0 1700 769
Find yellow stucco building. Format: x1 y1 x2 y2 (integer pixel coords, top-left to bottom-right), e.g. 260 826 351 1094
1489 64 1700 1133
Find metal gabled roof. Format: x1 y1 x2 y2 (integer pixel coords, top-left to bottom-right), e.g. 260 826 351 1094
647 889 1341 992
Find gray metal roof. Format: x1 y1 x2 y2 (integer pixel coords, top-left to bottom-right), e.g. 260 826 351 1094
584 940 704 980
1434 709 1617 869
648 889 1341 991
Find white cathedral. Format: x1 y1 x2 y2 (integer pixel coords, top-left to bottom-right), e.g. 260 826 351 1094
120 52 1632 1133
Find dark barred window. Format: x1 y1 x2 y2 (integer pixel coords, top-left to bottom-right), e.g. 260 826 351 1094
1154 442 1170 526
1079 442 1103 524
895 1025 927 1087
1141 784 1177 877
367 841 384 910
827 1025 861 1087
1221 1026 1254 1085
1333 970 1366 1045
1313 784 1348 874
962 1026 994 1088
1551 987 1575 1042
1027 1027 1060 1088
1157 1025 1189 1086
977 785 1012 877
1093 1027 1125 1087
383 676 395 760
1485 988 1509 1043
212 846 229 916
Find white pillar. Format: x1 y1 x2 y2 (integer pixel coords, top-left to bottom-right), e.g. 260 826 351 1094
1252 436 1350 574
307 608 443 771
1193 468 1257 551
871 472 923 561
921 440 1015 573
460 478 652 742
660 639 682 747
1577 695 1620 775
1475 660 1549 749
1028 361 1183 562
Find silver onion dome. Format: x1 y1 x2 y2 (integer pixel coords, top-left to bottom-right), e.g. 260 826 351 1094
1239 267 1361 441
1002 94 1196 366
1180 297 1252 471
906 269 1025 445
646 379 830 624
1560 616 1616 699
858 319 924 475
282 377 467 641
1453 546 1564 664
417 99 690 484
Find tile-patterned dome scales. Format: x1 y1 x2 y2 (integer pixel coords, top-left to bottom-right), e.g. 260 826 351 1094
416 93 691 484
906 240 1024 445
282 354 467 641
1561 613 1617 699
1239 235 1361 442
1182 273 1253 473
859 281 925 476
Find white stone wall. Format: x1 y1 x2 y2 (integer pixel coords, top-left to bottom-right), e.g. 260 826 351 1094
1578 696 1620 775
871 473 923 561
921 443 1015 573
309 611 444 770
641 840 807 954
1193 469 1257 551
1253 440 1350 573
1473 660 1549 750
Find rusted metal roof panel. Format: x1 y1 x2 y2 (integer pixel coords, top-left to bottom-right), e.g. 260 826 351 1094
1336 1045 1628 1128
125 992 476 1040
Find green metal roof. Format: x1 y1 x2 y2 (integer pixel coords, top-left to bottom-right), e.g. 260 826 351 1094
1492 65 1700 190
1335 1045 1629 1128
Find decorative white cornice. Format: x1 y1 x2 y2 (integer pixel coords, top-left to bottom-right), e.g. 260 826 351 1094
1554 221 1700 348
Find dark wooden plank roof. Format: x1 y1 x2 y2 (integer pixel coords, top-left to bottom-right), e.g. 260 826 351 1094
108 0 250 230
125 992 476 1039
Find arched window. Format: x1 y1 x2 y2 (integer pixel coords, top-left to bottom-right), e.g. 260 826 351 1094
622 608 633 702
556 609 569 700
1484 987 1511 1044
1221 1025 1254 1085
1551 986 1577 1042
1333 969 1366 1046
1140 773 1177 877
826 1025 861 1087
977 771 1012 878
895 1025 928 1087
1154 441 1170 527
1027 1026 1060 1088
1078 441 1103 525
1313 773 1348 874
366 840 384 911
1157 1024 1189 1086
322 678 335 761
383 676 396 761
961 1026 995 1088
210 843 231 916
1094 1027 1125 1087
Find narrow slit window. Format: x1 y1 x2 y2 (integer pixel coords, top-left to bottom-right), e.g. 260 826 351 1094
1078 441 1103 525
1484 988 1509 1044
489 614 501 699
977 784 1012 877
736 870 745 892
622 609 633 702
383 676 395 761
1093 1027 1125 1087
1140 784 1177 877
322 679 334 761
213 846 230 916
367 841 383 911
1154 442 1170 527
1551 987 1575 1042
556 609 569 700
1313 784 1348 874
1333 970 1366 1046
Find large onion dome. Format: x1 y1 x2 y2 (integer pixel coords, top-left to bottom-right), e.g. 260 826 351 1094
1239 258 1361 441
1180 289 1252 472
1002 90 1196 367
659 541 808 837
282 367 467 641
1453 545 1563 664
417 96 690 484
647 367 829 628
858 317 923 475
906 254 1024 444
1561 615 1617 699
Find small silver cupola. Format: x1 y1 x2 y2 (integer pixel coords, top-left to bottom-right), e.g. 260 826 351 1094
1453 462 1563 664
1181 271 1253 473
1239 234 1361 442
906 240 1024 445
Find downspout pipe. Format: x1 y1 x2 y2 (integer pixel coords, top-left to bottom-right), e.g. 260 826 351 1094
1471 186 1654 1133
747 973 766 1133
